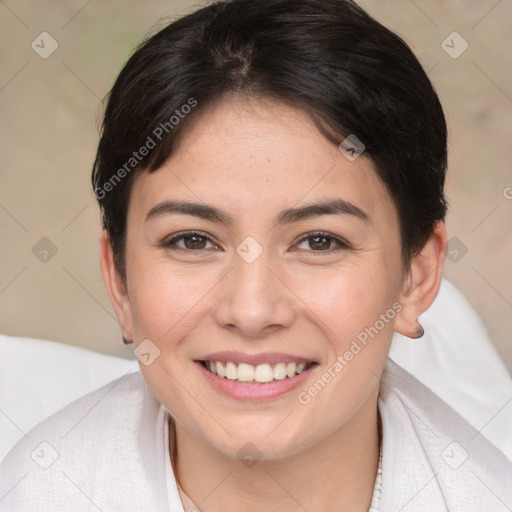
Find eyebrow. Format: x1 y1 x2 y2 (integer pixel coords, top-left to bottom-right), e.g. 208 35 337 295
145 198 370 226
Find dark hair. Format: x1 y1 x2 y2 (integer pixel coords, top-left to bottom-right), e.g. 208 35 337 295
92 0 448 280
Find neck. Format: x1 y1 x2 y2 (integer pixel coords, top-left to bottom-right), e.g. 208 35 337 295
172 387 381 512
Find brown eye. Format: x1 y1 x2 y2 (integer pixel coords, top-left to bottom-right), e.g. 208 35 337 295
182 234 207 250
162 231 218 252
308 235 332 251
294 232 350 253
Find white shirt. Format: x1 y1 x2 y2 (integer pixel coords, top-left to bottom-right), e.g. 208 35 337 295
1 358 511 511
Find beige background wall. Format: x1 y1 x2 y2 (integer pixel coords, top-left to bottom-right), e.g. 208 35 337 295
1 0 511 371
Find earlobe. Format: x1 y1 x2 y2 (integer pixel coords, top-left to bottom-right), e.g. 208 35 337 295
394 221 447 339
99 231 134 343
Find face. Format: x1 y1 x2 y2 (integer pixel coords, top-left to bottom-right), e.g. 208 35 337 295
116 97 406 459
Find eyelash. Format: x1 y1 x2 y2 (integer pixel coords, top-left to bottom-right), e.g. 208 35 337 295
161 230 351 255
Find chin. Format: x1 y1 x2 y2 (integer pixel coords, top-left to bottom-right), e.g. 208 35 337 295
203 422 310 462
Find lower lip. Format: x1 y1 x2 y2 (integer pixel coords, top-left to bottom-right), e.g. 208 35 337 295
195 361 318 401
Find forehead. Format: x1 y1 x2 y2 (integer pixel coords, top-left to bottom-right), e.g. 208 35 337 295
129 97 396 224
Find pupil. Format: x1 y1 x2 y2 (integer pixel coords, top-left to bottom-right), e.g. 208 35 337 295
185 235 206 250
311 236 330 250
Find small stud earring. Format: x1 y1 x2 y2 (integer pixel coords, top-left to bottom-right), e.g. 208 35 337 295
409 323 424 339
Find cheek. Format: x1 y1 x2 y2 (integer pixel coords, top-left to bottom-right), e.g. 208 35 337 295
127 258 217 341
294 261 400 350
290 261 398 416
300 266 397 409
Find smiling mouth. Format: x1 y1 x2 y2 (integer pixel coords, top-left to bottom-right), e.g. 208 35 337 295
199 360 318 384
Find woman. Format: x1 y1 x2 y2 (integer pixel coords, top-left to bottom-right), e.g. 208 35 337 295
1 0 510 510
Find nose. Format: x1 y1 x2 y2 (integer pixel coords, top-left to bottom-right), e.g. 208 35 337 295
213 252 295 339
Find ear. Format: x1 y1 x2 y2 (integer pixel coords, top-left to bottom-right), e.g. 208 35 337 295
394 221 448 338
99 230 134 342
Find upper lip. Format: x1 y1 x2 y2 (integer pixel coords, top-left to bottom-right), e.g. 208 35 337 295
196 351 316 366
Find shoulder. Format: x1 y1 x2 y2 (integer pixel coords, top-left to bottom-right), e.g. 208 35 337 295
3 370 152 452
0 371 170 511
379 358 512 511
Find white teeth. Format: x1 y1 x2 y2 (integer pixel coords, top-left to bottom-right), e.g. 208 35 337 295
204 360 312 382
216 361 226 378
225 361 238 380
254 363 274 383
237 363 255 382
286 362 297 378
273 362 287 380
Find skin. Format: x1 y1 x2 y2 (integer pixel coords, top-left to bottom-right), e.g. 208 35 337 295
100 95 447 511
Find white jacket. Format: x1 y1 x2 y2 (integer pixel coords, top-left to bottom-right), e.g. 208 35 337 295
1 358 511 511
